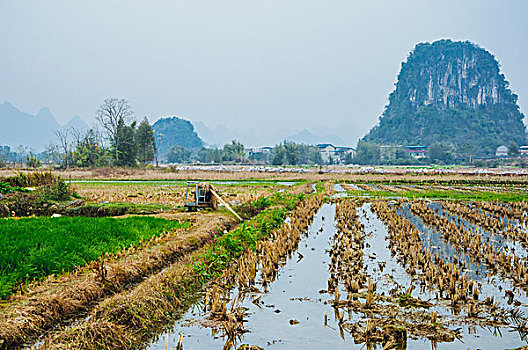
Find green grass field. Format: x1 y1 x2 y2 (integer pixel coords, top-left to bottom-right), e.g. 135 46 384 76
0 216 188 299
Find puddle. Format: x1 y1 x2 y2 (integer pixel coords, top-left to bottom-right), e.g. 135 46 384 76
342 184 362 191
360 203 423 298
149 203 354 349
332 184 348 198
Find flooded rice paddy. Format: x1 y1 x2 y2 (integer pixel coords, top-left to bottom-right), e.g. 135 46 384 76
148 190 528 349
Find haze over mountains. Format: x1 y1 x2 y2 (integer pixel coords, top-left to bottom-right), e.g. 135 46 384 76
193 121 365 148
0 102 89 151
1 101 364 152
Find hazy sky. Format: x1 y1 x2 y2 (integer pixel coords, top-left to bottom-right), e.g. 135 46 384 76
1 1 527 141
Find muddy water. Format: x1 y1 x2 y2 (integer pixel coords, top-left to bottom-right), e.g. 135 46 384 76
149 204 354 349
148 202 528 349
360 204 421 298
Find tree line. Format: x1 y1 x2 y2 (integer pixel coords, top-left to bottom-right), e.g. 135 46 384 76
51 98 157 168
165 140 326 165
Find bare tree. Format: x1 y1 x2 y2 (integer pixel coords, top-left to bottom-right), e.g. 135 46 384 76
15 145 28 168
96 98 134 162
45 142 60 165
54 129 70 168
70 127 86 149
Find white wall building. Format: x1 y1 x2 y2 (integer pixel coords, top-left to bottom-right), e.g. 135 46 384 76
496 145 508 157
316 144 337 162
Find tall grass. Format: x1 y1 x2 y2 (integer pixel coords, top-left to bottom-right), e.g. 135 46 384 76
2 171 57 187
0 216 188 299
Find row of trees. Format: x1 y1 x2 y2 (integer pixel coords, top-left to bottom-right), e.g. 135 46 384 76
165 140 245 164
51 99 157 168
353 140 523 165
165 140 327 166
353 140 459 165
8 97 523 168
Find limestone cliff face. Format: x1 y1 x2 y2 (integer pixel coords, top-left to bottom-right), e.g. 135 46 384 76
401 40 507 108
364 39 526 155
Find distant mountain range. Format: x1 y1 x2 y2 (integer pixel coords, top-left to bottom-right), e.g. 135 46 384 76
285 129 345 146
193 121 365 148
0 101 89 151
1 100 366 152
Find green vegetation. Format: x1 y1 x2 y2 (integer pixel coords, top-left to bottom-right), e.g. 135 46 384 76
165 139 327 165
166 145 191 163
38 177 71 201
194 208 286 279
0 216 188 298
153 116 203 158
271 141 323 165
25 152 41 168
135 117 157 165
193 191 304 280
71 129 110 167
58 202 173 217
0 182 28 194
194 140 247 164
2 171 57 187
364 39 527 159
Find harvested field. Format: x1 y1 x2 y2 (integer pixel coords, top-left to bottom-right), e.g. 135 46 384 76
70 180 291 208
2 171 528 349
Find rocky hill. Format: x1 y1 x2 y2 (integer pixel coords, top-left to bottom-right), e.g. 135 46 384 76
152 116 203 157
364 39 527 155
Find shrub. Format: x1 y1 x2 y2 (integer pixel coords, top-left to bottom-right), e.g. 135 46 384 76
38 178 71 201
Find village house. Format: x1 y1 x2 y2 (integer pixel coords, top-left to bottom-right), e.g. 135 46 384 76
403 145 428 159
335 146 355 161
246 146 273 157
316 144 337 163
495 145 508 157
316 144 355 163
